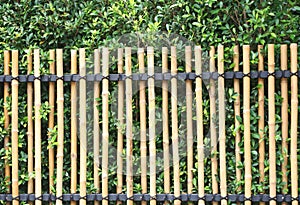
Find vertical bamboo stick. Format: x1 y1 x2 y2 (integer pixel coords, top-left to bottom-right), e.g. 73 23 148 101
195 46 204 205
139 48 147 205
102 48 109 205
290 43 298 205
162 47 170 200
79 48 87 205
171 46 180 205
257 45 265 205
148 47 156 205
185 46 193 199
243 45 251 205
93 49 101 205
233 45 241 195
27 50 34 203
11 50 19 205
125 47 133 205
268 44 276 205
56 49 64 205
70 50 78 205
4 50 10 199
209 46 218 205
34 49 42 205
280 45 288 200
48 50 55 200
218 45 227 205
117 48 124 202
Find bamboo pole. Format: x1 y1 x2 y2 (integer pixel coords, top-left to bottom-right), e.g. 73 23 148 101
116 48 124 203
11 50 19 205
4 50 10 199
195 46 204 205
280 45 288 201
268 44 276 205
139 48 147 205
48 50 55 201
70 50 78 205
290 43 298 205
79 48 87 205
209 46 218 205
102 48 109 205
27 50 34 203
243 45 251 205
218 45 227 205
257 45 265 205
34 49 42 205
162 47 170 200
125 47 133 205
233 45 241 195
171 46 180 205
93 49 101 205
185 46 193 199
148 47 156 205
56 49 64 205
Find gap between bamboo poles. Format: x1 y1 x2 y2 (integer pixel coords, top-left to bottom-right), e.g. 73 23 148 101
48 49 55 204
257 45 265 205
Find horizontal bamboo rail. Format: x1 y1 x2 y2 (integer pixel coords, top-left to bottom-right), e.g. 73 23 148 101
0 44 299 204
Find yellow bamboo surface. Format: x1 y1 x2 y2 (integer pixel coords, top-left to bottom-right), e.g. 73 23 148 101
218 45 227 205
148 47 156 205
93 49 101 205
243 45 251 205
125 47 133 205
185 46 193 198
70 49 77 205
138 47 147 205
11 50 19 205
102 48 110 205
257 45 265 205
209 47 218 205
48 50 55 200
195 46 204 205
34 49 42 205
56 49 64 205
280 45 288 199
233 45 241 194
268 44 276 205
290 43 298 205
4 51 10 200
79 48 87 205
162 47 170 199
116 48 124 203
171 46 180 205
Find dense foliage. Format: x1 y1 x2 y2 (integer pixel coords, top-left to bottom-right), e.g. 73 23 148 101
0 0 300 201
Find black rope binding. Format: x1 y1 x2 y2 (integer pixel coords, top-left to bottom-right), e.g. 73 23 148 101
1 70 300 83
0 194 300 202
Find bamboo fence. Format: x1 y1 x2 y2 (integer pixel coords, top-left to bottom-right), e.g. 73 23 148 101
0 44 299 204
